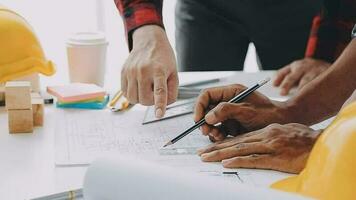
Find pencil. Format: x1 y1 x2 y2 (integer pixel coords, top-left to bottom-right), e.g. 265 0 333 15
108 90 123 108
163 77 270 148
30 188 82 200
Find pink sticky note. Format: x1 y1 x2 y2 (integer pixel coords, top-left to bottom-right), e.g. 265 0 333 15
47 83 106 103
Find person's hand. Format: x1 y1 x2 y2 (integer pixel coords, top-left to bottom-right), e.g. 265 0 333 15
198 123 321 174
121 25 179 118
194 84 290 142
274 58 331 96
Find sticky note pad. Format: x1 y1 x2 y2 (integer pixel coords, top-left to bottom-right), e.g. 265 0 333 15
47 83 106 103
57 96 105 105
56 95 109 109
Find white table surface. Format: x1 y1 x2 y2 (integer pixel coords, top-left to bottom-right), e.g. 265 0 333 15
0 71 287 200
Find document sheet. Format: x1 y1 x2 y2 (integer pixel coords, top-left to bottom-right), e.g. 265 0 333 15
55 108 296 188
55 107 333 188
55 108 333 166
55 109 211 165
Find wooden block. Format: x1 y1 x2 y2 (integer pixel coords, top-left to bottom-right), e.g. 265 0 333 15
31 92 42 99
5 81 31 110
14 73 40 92
8 109 33 133
32 97 44 126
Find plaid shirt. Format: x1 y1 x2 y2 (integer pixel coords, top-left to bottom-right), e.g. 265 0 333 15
115 0 356 62
114 0 163 51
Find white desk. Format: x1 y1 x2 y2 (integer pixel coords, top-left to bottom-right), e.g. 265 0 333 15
0 71 287 200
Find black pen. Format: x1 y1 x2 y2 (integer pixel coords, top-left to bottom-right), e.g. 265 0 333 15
163 77 270 148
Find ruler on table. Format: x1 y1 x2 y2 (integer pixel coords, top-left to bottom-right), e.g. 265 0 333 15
142 98 196 125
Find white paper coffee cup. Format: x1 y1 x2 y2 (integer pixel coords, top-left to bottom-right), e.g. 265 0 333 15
66 32 108 87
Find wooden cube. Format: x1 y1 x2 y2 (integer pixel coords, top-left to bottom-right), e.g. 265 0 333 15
14 73 40 92
32 97 44 126
5 81 31 110
8 109 33 133
31 92 42 99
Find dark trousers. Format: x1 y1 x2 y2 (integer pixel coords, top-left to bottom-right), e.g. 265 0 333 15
175 0 322 71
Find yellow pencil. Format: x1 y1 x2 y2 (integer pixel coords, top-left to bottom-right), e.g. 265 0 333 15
108 90 123 108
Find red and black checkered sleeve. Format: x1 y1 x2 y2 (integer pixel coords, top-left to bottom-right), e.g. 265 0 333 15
114 0 164 51
305 0 356 63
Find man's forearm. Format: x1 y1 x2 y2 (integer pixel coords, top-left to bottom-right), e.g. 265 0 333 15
286 39 356 125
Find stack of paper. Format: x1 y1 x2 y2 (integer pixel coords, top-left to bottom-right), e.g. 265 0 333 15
47 83 109 109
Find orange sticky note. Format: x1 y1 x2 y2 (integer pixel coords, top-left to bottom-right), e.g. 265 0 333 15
47 83 106 103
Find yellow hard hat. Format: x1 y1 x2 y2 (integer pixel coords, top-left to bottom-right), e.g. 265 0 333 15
271 101 356 200
0 6 55 83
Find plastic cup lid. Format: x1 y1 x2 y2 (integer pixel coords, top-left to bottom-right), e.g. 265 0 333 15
67 32 108 45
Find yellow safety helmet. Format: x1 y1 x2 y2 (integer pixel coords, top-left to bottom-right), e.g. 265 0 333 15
272 101 356 200
0 6 55 83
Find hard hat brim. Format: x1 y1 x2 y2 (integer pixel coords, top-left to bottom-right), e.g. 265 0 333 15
0 57 56 83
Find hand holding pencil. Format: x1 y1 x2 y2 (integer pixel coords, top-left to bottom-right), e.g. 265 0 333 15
193 79 291 142
164 78 293 147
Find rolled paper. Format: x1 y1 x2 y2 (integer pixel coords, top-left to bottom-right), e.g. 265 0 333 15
83 156 305 200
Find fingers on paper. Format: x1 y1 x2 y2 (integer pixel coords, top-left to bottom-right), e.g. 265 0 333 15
273 66 291 87
198 130 262 153
298 72 319 90
279 69 304 96
201 142 271 162
222 154 273 169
